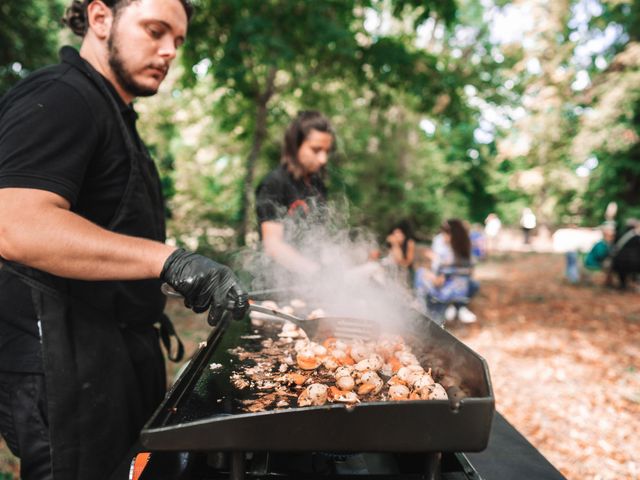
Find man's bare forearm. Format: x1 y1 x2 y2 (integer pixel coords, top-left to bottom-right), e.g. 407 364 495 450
0 188 175 280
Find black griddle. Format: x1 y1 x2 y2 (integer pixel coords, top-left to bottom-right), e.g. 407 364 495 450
141 307 494 453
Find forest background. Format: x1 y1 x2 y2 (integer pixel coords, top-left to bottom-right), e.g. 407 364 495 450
1 0 639 256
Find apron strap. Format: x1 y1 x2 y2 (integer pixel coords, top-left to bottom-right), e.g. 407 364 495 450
1 258 183 362
158 313 185 363
0 258 65 300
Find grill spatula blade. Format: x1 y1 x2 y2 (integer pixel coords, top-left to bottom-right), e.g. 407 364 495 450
161 283 379 341
249 304 379 342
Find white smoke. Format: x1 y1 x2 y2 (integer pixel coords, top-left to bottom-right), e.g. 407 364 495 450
242 201 421 331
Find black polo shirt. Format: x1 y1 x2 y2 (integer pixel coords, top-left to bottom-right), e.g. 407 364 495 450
0 47 141 373
255 165 327 240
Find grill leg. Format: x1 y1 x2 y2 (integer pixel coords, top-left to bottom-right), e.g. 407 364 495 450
423 452 441 480
229 451 245 480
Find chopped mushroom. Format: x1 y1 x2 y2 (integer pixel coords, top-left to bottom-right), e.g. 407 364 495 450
290 298 306 309
388 384 411 401
428 383 449 400
328 386 360 404
308 308 326 320
298 384 328 406
358 371 383 395
336 375 356 391
228 311 461 412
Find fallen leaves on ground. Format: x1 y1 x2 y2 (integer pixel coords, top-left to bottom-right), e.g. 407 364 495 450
453 252 640 480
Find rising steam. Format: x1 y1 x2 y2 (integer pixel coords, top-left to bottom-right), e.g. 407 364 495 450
241 201 421 331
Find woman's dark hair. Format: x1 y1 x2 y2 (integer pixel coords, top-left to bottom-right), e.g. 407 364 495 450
392 220 414 240
388 220 414 258
281 110 334 179
63 0 194 37
442 219 471 262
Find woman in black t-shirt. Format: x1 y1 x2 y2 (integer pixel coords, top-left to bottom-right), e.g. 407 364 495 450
255 111 334 274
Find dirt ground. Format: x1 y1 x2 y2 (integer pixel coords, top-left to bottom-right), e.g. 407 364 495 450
452 252 640 480
1 252 639 479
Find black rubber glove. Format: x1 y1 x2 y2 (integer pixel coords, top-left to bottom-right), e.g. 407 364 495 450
161 248 249 325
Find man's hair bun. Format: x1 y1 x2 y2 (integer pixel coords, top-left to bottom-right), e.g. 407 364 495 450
62 0 89 37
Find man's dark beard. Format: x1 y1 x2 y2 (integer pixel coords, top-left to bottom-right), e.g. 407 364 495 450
108 34 158 98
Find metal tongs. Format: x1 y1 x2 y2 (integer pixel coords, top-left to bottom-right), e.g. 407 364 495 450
248 303 379 341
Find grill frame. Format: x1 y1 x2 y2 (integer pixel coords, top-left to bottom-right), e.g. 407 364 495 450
141 307 494 453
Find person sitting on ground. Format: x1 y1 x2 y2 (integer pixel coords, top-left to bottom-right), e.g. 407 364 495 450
383 220 416 287
429 219 479 323
413 247 444 312
431 223 454 272
583 222 616 275
414 242 475 324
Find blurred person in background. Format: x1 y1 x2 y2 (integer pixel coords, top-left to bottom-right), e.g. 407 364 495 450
520 207 537 245
383 220 416 287
431 222 454 272
484 212 501 254
469 223 486 261
605 201 618 225
0 1 248 479
582 222 616 282
610 218 640 290
429 219 479 323
413 246 443 313
255 111 334 275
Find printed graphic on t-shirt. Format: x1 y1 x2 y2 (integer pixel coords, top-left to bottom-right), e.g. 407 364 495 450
287 199 310 217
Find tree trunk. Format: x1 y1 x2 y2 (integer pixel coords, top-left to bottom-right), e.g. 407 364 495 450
237 67 277 246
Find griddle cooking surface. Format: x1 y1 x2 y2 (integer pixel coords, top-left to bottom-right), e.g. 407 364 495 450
142 311 495 453
164 320 262 423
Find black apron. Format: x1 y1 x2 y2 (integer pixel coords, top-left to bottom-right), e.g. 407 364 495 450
3 51 172 480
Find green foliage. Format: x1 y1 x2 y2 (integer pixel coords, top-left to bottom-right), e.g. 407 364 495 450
590 0 640 45
390 0 457 27
174 0 464 244
0 1 65 95
582 146 640 223
572 0 640 226
182 1 360 91
357 38 446 112
6 0 640 250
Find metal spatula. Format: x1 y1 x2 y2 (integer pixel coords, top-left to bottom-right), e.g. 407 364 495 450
161 283 378 341
249 304 379 341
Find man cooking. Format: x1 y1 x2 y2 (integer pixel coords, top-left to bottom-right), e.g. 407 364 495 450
0 1 248 479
